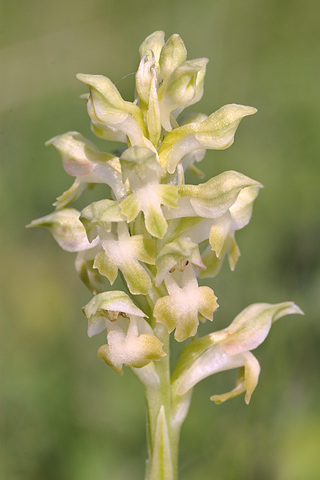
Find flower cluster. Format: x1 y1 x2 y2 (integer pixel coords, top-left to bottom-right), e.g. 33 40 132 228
28 31 302 408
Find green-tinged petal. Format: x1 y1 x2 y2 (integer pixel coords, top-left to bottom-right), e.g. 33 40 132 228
77 73 146 143
145 203 168 239
210 352 260 405
93 250 118 285
228 234 240 270
174 310 200 342
129 236 156 265
120 194 141 222
159 33 187 82
136 53 155 105
120 260 152 295
27 208 93 252
194 104 257 148
147 68 161 147
179 171 261 219
174 345 247 395
198 287 218 320
161 216 202 246
75 250 105 295
159 184 180 208
139 31 165 66
153 296 179 333
120 146 161 181
46 131 115 177
159 61 203 131
159 104 257 173
80 199 125 241
91 121 127 142
214 302 304 355
199 247 223 278
230 185 262 230
54 180 86 209
208 213 232 257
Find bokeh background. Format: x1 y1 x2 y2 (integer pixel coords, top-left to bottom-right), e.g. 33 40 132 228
1 1 320 479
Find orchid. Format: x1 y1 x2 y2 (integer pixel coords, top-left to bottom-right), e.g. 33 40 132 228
29 31 303 480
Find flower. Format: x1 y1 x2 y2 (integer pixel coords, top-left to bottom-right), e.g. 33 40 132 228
93 222 156 295
154 264 218 341
172 302 303 403
83 291 165 374
46 131 126 208
26 208 96 252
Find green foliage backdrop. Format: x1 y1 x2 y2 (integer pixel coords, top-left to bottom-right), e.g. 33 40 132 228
1 1 320 479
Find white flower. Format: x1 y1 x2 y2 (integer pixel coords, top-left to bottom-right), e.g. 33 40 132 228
154 264 218 341
172 302 303 403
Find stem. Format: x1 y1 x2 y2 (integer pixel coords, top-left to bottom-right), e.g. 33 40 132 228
133 323 193 480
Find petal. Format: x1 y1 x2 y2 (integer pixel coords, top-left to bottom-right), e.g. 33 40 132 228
136 53 156 105
139 31 165 68
146 67 161 147
216 302 304 355
159 61 203 131
159 33 187 82
154 296 179 333
84 290 146 321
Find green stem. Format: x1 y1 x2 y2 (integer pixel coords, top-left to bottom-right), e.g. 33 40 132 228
133 323 193 480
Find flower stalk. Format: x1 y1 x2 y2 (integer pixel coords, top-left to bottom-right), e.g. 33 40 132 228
28 31 303 479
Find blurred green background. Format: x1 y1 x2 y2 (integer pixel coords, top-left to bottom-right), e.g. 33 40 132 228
1 0 320 479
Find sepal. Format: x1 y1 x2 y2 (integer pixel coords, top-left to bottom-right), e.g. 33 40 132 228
172 302 303 403
83 290 146 337
75 247 105 294
47 131 126 201
46 131 115 177
77 73 146 145
80 199 125 241
174 171 262 219
120 146 162 182
139 30 165 75
26 208 94 252
159 104 257 173
159 58 208 131
159 33 187 82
